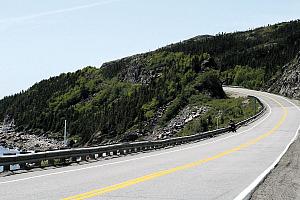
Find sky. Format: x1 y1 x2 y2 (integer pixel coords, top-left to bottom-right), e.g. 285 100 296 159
0 0 299 99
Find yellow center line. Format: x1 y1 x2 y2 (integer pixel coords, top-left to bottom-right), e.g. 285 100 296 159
62 95 288 200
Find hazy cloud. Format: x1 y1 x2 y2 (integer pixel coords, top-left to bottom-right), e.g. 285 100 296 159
0 0 121 24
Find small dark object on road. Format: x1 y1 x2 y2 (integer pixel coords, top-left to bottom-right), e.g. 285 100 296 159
229 120 237 132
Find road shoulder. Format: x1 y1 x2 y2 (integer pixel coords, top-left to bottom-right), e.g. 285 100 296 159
250 130 300 199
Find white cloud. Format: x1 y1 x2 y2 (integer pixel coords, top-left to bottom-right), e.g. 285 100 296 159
0 0 121 24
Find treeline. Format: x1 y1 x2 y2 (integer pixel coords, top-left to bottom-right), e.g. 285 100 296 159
0 52 224 143
162 20 300 87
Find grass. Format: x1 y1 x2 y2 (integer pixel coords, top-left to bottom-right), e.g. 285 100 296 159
177 96 260 137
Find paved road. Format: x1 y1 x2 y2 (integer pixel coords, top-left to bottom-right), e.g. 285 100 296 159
0 88 299 200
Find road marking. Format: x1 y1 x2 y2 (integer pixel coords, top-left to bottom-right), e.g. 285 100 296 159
0 95 272 186
62 95 287 200
234 93 300 200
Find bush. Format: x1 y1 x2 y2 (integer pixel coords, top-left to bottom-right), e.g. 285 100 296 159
232 65 265 89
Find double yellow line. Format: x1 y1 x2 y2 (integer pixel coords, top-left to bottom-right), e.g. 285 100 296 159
63 95 288 200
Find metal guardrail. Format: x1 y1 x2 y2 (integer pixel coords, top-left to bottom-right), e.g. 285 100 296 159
0 96 265 172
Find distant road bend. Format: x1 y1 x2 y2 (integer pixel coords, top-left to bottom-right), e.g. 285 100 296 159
0 87 299 200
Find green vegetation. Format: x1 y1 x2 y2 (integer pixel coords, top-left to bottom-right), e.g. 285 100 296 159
142 98 159 119
0 52 225 144
221 65 265 89
178 97 259 137
163 20 300 89
1 20 299 145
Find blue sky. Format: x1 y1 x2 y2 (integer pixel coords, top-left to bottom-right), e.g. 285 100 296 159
0 0 299 99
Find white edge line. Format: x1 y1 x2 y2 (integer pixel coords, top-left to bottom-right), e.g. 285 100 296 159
0 92 272 185
234 94 300 200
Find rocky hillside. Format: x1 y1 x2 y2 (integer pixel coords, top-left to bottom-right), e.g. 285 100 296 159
269 52 300 99
0 52 233 148
1 20 300 149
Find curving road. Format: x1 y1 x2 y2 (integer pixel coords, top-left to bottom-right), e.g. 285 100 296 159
0 88 299 200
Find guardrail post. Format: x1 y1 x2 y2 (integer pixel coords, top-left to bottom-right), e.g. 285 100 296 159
119 149 126 155
3 164 10 171
2 152 16 171
89 154 97 160
98 152 104 158
19 162 26 170
48 159 55 166
81 155 87 161
112 150 118 156
59 158 67 164
70 156 78 163
130 148 136 153
35 160 43 168
142 146 148 151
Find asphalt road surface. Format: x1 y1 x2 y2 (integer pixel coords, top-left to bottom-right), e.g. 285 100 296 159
0 88 299 200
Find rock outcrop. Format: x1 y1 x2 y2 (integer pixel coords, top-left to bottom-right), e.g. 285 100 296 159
120 104 209 142
0 119 63 152
101 53 156 84
268 52 300 99
153 106 208 140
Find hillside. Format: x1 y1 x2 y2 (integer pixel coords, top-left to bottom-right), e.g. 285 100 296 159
268 52 300 99
101 20 300 90
0 53 231 145
164 20 300 84
1 20 300 148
